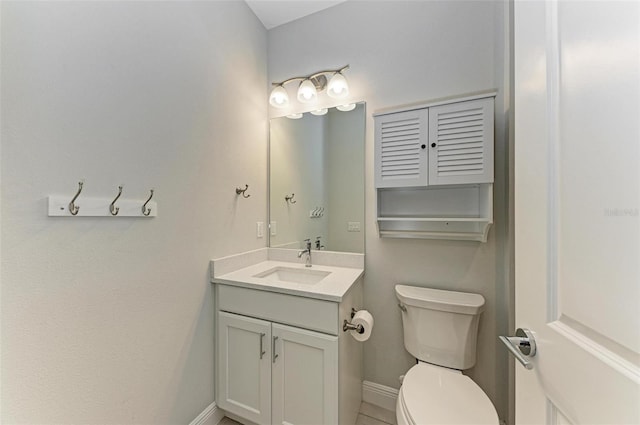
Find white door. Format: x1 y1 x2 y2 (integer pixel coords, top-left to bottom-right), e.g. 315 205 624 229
217 312 272 425
513 1 640 423
271 323 338 425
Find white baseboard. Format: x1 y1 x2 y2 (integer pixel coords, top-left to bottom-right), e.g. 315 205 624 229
189 402 226 425
362 380 399 412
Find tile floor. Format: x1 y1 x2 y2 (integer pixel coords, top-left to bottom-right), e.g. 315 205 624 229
355 401 397 425
219 401 396 425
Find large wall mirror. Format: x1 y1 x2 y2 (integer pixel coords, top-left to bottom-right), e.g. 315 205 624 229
269 103 365 254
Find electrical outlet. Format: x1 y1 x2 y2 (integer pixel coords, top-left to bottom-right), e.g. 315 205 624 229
256 222 264 238
270 221 277 236
348 221 361 232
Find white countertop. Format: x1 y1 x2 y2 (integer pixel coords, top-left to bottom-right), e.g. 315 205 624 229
212 259 364 302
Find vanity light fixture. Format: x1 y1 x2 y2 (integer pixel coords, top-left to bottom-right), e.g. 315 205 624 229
310 108 328 116
287 113 303 119
269 65 350 108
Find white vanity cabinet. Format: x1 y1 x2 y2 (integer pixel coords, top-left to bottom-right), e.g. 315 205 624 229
374 92 496 242
218 312 338 425
215 281 362 425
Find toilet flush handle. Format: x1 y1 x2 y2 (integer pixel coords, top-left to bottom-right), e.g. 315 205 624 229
499 328 537 370
398 303 407 313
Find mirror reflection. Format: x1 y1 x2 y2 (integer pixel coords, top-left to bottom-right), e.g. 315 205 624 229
269 103 365 254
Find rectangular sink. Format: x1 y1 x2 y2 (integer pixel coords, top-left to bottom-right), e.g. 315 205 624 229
253 266 331 285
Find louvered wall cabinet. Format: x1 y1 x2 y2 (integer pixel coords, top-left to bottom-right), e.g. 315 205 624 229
374 92 496 242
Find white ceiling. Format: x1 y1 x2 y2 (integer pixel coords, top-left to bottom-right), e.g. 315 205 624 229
245 0 348 30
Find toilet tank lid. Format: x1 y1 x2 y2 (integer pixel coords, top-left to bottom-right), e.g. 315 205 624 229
395 285 485 315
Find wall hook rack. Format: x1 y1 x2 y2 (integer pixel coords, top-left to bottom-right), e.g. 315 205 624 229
110 185 123 216
285 193 296 204
68 180 84 215
236 184 250 198
142 189 154 216
49 181 157 217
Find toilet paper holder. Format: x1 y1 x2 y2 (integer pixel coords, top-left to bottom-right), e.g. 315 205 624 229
343 308 365 334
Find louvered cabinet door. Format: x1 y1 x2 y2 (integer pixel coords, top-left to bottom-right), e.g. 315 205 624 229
428 98 494 185
375 109 428 188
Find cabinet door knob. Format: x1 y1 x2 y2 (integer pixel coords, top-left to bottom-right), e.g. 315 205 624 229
431 143 437 148
421 144 426 149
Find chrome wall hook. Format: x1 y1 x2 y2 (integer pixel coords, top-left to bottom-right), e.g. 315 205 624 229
236 184 250 198
109 185 123 216
68 181 84 215
142 189 154 216
285 193 296 204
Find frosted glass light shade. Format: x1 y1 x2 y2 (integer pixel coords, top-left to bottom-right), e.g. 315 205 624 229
269 85 289 108
287 113 303 119
327 73 349 99
337 103 356 112
297 79 317 103
310 108 328 116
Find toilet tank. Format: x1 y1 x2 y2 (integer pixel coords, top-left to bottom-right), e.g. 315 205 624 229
395 285 485 370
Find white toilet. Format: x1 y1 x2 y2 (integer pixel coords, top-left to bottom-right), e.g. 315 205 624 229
395 284 499 425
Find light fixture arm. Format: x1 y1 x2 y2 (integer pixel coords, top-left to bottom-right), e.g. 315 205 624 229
271 65 349 87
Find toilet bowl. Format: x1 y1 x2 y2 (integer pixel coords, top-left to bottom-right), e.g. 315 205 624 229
396 362 498 425
395 285 499 425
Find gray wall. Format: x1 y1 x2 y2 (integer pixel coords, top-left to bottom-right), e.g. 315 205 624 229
1 2 267 423
268 1 511 421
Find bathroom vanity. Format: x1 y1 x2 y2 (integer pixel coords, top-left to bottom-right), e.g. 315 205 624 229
210 248 364 425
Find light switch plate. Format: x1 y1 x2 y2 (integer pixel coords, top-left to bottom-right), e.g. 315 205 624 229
256 222 264 238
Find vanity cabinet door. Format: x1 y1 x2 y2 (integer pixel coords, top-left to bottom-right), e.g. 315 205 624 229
217 312 272 425
271 323 338 425
374 109 429 188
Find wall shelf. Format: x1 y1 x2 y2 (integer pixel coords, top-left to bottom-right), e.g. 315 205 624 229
376 184 493 242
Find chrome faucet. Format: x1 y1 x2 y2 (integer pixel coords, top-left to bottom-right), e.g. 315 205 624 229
298 239 312 267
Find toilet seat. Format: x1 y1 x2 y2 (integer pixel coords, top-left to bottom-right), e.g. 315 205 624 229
396 362 499 425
